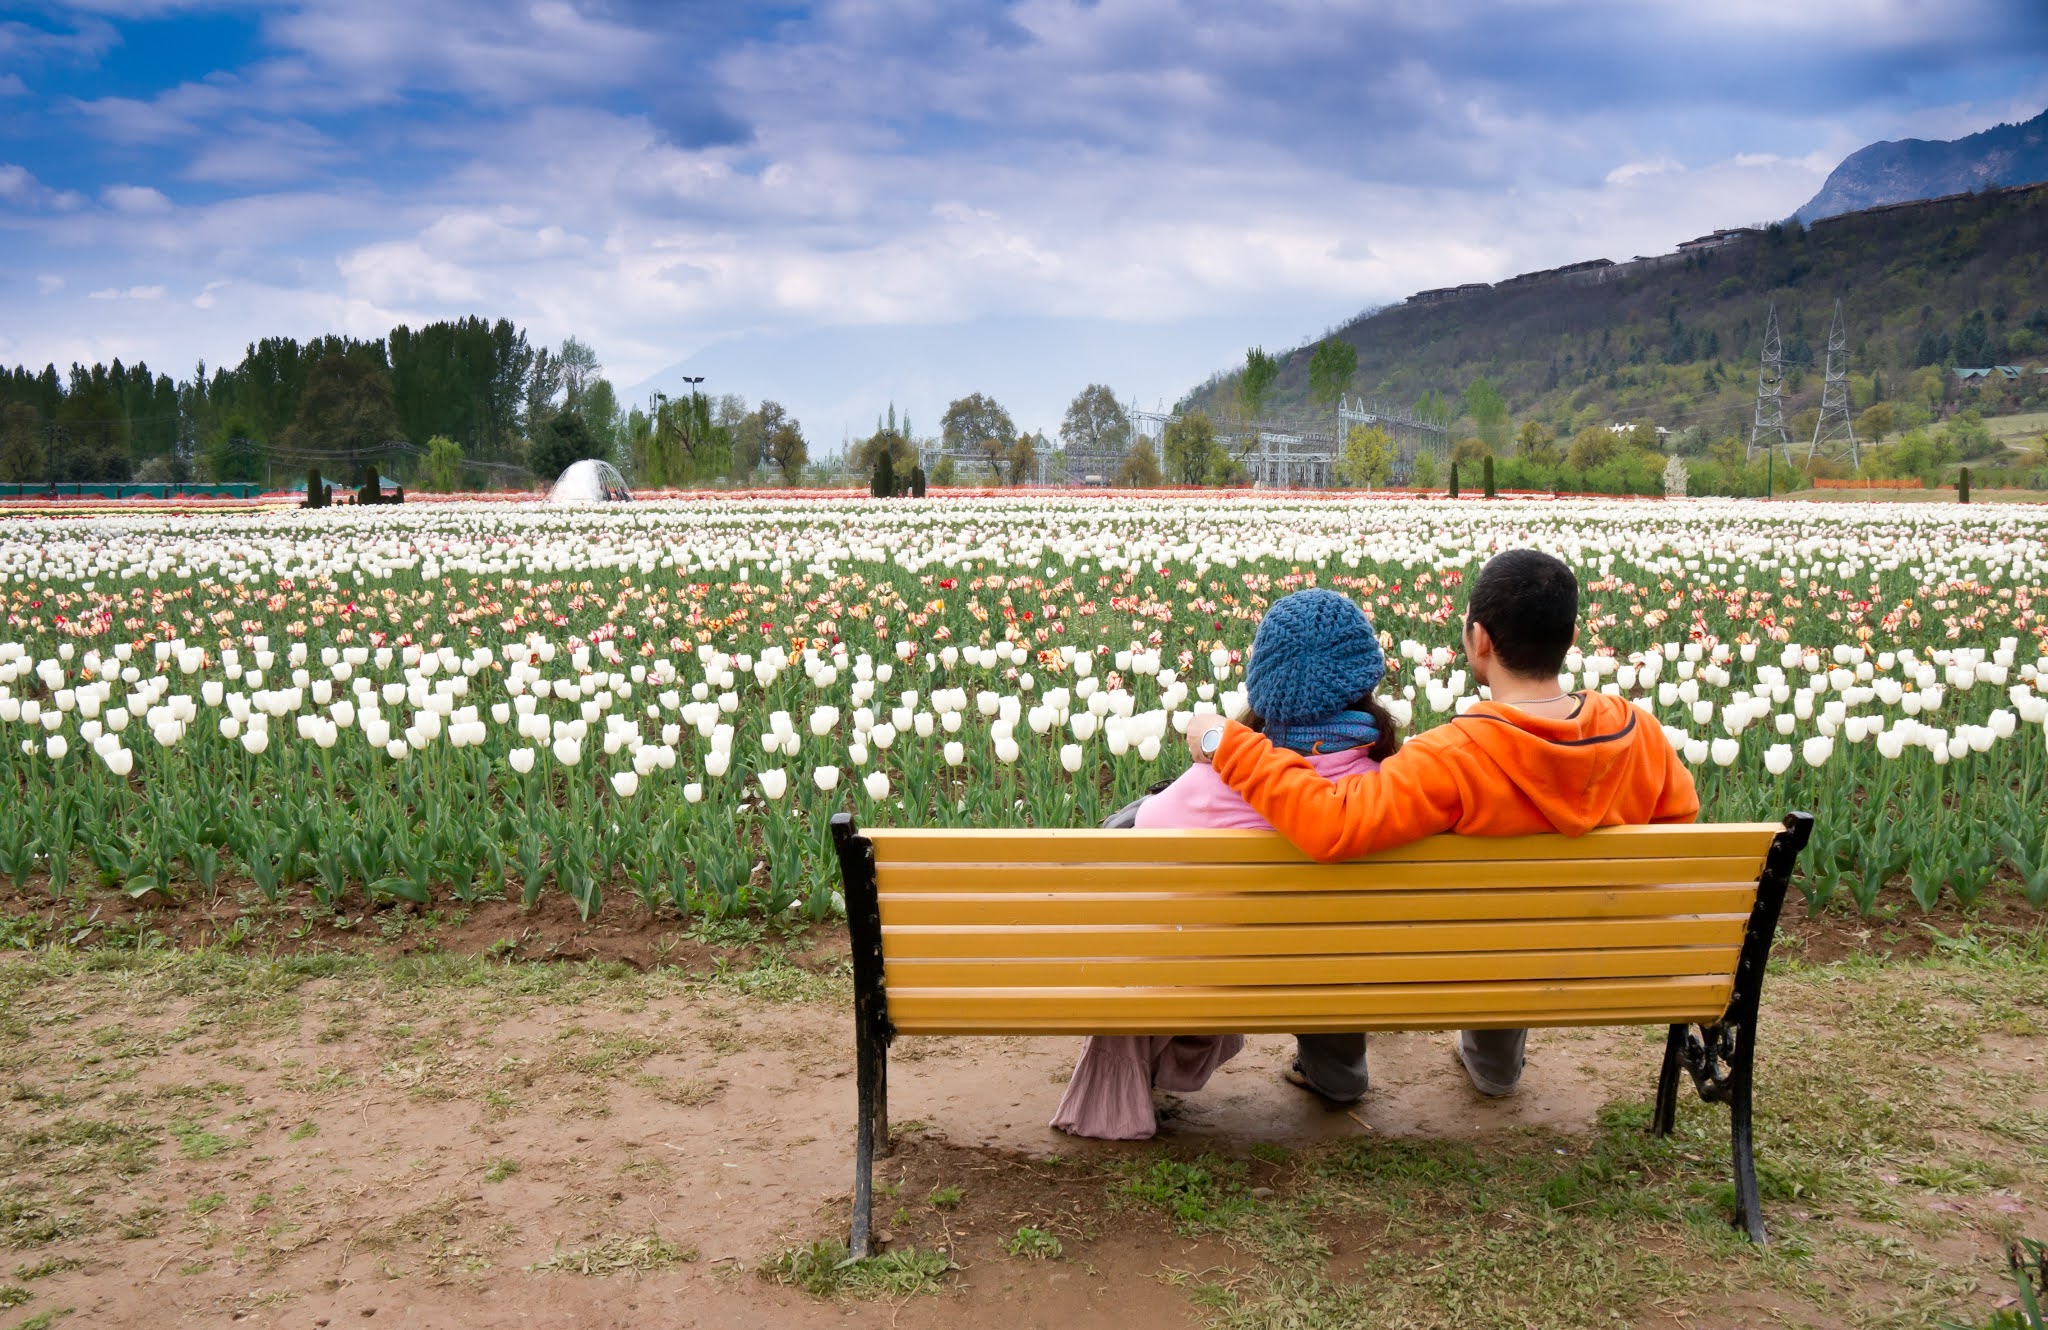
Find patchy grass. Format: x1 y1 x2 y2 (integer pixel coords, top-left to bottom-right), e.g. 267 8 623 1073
1004 1227 1063 1260
529 1232 695 1276
766 1240 957 1299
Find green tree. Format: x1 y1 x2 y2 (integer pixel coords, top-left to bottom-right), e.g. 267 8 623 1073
1463 377 1509 452
582 378 623 461
204 413 265 484
1115 437 1163 487
528 411 607 481
1564 425 1619 471
0 402 42 483
1059 384 1131 456
1241 347 1279 423
1006 432 1040 486
1855 401 1897 442
1515 420 1557 463
1308 338 1357 412
1162 412 1219 486
942 393 1016 482
421 435 464 492
728 404 765 480
555 337 600 414
851 427 915 479
871 446 896 497
759 401 808 485
1336 424 1391 489
281 353 402 466
931 455 958 487
1410 451 1440 488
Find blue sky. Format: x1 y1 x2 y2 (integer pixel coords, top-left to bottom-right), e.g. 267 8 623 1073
4 1 2046 447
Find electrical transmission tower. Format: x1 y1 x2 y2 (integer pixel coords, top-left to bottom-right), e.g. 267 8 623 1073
1807 299 1859 467
1748 301 1793 464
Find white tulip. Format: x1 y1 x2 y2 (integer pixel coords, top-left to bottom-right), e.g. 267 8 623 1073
1682 738 1709 765
684 782 705 803
104 747 133 777
943 741 964 766
610 770 639 799
552 735 582 767
863 770 890 801
1802 736 1834 767
1060 743 1085 774
509 747 536 774
1710 738 1739 767
1764 745 1793 776
759 768 788 800
44 734 67 761
813 766 841 792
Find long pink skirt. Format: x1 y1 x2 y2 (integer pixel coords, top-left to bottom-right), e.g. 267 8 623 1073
1048 1035 1246 1140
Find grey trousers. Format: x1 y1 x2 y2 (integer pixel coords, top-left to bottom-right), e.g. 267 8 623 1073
1294 1028 1528 1102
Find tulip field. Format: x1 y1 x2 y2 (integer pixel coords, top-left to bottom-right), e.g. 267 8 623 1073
0 495 2045 924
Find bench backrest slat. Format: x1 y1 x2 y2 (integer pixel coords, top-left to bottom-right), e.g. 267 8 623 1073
851 822 1786 1037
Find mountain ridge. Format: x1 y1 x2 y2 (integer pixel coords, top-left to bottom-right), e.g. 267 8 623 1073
1180 183 2048 444
1796 109 2048 222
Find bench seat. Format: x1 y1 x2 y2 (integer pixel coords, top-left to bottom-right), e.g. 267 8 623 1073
831 812 1813 1254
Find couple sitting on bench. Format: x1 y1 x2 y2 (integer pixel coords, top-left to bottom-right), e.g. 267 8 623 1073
1051 549 1701 1139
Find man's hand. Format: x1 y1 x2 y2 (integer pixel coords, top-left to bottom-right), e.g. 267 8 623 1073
1186 714 1228 763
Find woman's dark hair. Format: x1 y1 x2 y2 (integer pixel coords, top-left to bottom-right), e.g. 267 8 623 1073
1243 688 1402 762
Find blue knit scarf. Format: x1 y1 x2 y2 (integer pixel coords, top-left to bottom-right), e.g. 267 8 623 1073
1264 709 1380 756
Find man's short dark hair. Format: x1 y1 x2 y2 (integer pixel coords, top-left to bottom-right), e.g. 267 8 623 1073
1465 549 1577 678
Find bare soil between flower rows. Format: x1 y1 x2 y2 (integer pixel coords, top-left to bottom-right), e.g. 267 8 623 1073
4 873 2041 973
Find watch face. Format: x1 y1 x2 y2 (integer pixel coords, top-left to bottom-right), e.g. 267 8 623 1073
1202 725 1222 755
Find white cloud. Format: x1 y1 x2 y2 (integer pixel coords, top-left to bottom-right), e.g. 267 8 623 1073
87 285 167 301
102 183 171 213
0 74 27 97
0 164 84 211
36 274 64 294
1605 157 1682 185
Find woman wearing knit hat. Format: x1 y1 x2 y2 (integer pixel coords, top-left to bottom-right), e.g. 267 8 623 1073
1050 588 1398 1139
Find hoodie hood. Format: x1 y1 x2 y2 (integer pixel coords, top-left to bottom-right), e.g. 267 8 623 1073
1448 692 1652 837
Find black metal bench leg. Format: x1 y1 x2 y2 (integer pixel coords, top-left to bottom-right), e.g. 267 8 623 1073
1651 1023 1684 1136
851 1018 887 1258
1728 1037 1767 1244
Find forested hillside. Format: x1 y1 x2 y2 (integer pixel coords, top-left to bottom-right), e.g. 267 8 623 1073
1186 184 2048 463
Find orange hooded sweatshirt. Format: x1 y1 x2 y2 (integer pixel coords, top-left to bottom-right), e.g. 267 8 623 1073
1210 691 1700 862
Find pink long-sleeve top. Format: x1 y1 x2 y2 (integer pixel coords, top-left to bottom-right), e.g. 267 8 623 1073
1133 744 1383 830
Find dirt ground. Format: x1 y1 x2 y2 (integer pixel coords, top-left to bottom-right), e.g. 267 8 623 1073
3 908 2047 1329
0 948 1648 1329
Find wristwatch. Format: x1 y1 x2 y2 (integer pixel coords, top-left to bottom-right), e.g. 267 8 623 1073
1199 723 1225 761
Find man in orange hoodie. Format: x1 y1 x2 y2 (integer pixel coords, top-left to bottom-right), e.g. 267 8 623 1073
1183 548 1700 1097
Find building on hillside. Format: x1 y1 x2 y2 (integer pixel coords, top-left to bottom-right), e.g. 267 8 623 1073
1405 282 1492 306
1676 227 1764 253
1953 367 1994 382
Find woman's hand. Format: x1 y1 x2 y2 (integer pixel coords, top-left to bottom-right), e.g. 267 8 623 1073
1186 714 1227 763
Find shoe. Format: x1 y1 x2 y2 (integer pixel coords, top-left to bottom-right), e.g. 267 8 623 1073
1454 1034 1522 1098
1283 1059 1363 1108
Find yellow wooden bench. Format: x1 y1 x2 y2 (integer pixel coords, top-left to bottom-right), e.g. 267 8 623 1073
830 811 1813 1254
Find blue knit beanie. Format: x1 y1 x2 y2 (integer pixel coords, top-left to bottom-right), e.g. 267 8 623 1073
1245 589 1386 725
